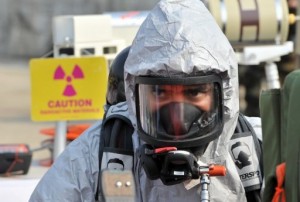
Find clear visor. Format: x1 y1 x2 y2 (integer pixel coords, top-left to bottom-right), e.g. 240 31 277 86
137 82 222 142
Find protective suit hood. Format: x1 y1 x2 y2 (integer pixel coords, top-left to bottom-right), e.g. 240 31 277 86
124 0 239 134
125 1 244 200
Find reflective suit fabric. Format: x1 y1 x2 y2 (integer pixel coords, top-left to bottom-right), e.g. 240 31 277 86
124 0 245 201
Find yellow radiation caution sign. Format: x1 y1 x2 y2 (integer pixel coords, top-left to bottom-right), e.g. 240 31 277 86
30 56 108 121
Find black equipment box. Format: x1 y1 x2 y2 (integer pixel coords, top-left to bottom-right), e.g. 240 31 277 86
0 144 32 175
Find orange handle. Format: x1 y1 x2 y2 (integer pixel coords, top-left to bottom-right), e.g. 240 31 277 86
154 147 177 154
208 165 226 176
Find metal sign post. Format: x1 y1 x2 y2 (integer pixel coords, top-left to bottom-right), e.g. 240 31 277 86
53 121 67 159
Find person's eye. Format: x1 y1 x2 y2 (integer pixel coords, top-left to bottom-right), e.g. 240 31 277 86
151 87 166 97
184 84 213 100
185 88 203 97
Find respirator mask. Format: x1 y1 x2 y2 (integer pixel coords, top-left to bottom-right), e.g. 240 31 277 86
135 74 224 185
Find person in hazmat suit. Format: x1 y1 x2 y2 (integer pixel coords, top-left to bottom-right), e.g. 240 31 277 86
29 0 263 201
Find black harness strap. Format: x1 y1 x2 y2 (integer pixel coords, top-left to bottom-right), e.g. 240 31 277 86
233 113 263 202
95 104 134 201
237 113 263 176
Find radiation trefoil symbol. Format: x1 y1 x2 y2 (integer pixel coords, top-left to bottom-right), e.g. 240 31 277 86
54 65 84 97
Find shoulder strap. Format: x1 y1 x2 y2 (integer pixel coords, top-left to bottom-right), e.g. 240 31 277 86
229 113 263 195
238 113 263 173
101 102 134 150
95 102 134 201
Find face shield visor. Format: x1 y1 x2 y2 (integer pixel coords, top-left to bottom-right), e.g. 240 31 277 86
135 74 224 149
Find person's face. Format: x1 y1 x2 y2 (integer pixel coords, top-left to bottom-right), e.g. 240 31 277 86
136 76 223 148
148 83 213 112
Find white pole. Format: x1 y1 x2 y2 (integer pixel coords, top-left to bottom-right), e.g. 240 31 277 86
264 62 281 89
53 121 67 160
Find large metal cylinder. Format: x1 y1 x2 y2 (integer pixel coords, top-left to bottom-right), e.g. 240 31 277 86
208 0 290 47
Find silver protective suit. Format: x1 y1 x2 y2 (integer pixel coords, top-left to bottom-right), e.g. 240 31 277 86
29 0 262 201
125 0 243 201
